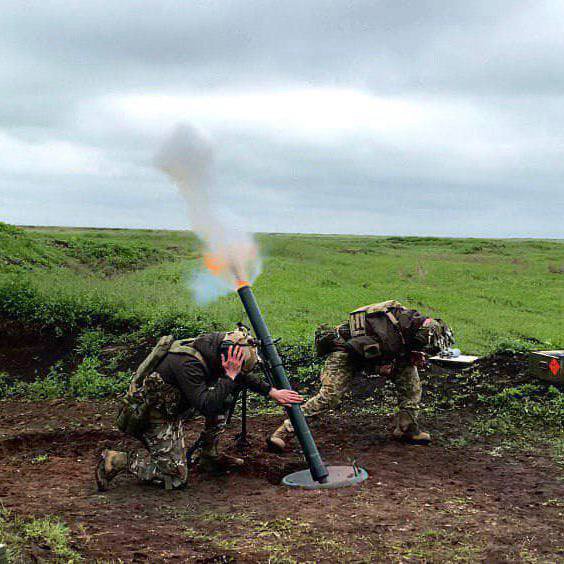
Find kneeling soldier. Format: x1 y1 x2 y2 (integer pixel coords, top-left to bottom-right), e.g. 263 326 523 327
96 327 302 491
267 300 454 451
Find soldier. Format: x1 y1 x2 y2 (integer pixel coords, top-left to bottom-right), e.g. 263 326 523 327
267 300 454 451
96 327 302 491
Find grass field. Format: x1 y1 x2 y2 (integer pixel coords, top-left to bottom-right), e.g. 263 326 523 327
1 222 562 354
1 222 563 562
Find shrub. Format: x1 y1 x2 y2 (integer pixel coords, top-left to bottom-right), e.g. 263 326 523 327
68 358 130 399
75 328 111 356
3 365 67 401
0 360 130 401
23 516 79 560
473 383 564 437
0 222 23 236
481 383 563 422
491 337 536 354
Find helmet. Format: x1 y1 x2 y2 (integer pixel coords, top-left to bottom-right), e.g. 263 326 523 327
221 325 258 374
413 318 454 355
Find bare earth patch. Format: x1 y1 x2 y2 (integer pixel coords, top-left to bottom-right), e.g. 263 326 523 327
0 399 562 562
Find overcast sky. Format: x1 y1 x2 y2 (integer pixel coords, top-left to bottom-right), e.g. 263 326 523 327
1 1 563 237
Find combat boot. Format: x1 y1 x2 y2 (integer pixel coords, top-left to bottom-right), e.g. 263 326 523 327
391 412 431 445
95 450 128 491
197 429 244 472
266 421 294 453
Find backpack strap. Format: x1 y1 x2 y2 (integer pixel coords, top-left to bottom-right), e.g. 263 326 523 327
384 311 406 346
129 335 175 393
349 310 367 337
168 339 209 374
128 336 210 396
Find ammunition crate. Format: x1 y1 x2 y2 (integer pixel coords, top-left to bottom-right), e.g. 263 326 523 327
527 350 564 384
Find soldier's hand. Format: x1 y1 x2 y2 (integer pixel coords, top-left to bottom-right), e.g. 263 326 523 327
269 388 303 406
379 364 393 377
410 351 428 368
222 345 245 380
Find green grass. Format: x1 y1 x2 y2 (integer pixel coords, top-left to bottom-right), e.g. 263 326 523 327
181 511 357 562
468 382 564 463
0 505 80 562
1 223 562 354
387 528 484 562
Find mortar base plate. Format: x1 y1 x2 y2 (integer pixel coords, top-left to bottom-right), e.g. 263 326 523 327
282 465 368 489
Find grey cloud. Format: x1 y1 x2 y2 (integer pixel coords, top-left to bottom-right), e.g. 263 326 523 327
0 1 563 237
3 1 558 99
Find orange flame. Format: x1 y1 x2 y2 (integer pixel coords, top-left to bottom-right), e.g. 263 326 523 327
203 253 228 276
203 252 251 291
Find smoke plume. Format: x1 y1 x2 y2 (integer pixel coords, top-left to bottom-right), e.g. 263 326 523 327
155 123 260 302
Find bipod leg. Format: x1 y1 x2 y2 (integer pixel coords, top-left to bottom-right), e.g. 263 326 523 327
226 388 241 426
235 387 250 451
186 433 205 465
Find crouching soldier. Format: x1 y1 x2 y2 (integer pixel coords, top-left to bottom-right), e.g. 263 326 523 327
96 327 302 491
267 300 454 451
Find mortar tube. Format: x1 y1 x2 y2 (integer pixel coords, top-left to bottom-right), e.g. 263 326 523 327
237 284 329 483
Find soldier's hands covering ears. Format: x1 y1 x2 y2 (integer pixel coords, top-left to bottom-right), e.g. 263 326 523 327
269 388 303 406
222 345 245 380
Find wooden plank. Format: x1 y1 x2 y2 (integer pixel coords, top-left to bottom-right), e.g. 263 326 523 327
429 354 479 366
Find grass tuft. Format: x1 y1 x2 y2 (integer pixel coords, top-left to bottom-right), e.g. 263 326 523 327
0 506 81 562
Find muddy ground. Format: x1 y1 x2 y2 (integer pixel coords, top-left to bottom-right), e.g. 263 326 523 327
0 396 562 563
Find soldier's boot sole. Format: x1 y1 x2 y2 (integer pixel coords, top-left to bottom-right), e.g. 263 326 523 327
392 430 431 446
266 422 294 453
95 458 110 492
95 450 127 491
266 436 287 453
198 453 244 473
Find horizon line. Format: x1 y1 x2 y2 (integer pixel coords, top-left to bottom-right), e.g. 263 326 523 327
14 224 564 242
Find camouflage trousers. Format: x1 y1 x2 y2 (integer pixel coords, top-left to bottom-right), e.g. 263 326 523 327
128 416 188 489
281 351 422 432
128 415 226 489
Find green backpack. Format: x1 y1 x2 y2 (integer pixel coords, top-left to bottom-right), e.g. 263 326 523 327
314 300 405 358
116 336 207 437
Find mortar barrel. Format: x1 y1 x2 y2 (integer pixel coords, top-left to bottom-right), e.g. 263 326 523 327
237 284 329 483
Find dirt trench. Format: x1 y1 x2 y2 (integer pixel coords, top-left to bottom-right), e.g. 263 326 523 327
0 320 76 382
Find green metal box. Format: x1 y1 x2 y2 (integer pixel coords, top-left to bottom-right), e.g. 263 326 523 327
527 350 564 384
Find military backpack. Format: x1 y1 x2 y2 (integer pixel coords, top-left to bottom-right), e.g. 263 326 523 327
116 336 208 437
315 300 408 360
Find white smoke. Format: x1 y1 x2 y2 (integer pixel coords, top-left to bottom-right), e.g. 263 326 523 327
155 123 260 302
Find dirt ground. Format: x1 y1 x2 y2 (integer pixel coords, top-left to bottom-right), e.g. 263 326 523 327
0 398 562 563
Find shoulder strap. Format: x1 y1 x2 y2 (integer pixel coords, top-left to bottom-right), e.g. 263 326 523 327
385 311 399 327
129 335 175 394
168 339 209 373
384 311 405 345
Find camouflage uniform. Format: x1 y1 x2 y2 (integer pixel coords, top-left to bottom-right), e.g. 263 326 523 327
125 372 231 489
269 301 453 448
393 364 422 428
279 351 422 433
124 372 190 488
99 331 271 491
128 416 188 489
